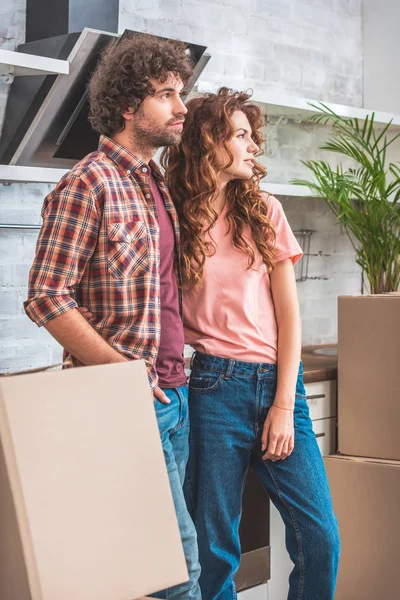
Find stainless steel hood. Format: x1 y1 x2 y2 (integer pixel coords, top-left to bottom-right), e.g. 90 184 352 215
0 27 209 169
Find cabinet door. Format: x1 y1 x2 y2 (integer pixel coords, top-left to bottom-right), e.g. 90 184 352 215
312 417 336 455
305 380 337 421
268 502 292 600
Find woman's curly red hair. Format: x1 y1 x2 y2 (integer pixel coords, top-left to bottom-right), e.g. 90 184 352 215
162 87 276 286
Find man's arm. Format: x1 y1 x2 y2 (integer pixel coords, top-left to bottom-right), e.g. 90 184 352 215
25 173 126 365
45 309 127 364
75 307 170 403
25 173 170 403
25 173 100 328
46 309 170 403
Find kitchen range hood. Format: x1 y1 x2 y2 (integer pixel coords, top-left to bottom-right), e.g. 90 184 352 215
0 0 209 169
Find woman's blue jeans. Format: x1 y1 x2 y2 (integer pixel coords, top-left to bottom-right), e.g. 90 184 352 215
184 352 340 600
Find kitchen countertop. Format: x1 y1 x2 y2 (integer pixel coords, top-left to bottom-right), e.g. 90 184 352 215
302 344 338 384
185 344 338 384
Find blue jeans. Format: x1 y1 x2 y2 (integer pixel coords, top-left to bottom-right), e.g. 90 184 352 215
153 386 202 600
184 352 340 600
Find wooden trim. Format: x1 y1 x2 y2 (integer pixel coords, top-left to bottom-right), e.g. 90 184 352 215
235 546 271 591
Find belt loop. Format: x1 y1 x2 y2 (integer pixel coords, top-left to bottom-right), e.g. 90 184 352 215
224 359 235 380
189 350 197 371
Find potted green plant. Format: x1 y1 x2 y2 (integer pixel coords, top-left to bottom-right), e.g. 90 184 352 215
292 105 400 293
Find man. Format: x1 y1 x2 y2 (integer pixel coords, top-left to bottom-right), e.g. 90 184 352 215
24 36 201 599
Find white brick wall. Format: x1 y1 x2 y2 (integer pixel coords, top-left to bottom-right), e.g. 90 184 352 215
280 196 360 345
0 0 363 372
0 184 63 372
120 0 363 105
261 121 355 184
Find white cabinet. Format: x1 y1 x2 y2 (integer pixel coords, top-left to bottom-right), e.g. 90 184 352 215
268 379 337 600
313 417 336 456
305 380 337 421
268 501 293 600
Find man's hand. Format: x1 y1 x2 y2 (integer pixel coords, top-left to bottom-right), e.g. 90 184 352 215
77 306 95 323
261 405 294 461
154 386 171 405
44 309 128 366
78 306 170 405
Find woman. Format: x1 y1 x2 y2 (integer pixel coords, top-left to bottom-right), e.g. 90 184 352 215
162 88 340 600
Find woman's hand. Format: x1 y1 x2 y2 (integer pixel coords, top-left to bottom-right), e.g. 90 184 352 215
261 405 295 461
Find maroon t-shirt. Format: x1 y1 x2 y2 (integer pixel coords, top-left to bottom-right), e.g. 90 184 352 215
149 175 186 388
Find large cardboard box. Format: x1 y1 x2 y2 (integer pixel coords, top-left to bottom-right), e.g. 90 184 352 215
0 361 188 600
338 294 400 460
325 454 400 599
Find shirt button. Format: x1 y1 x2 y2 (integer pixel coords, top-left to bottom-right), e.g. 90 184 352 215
145 193 151 199
156 226 160 233
127 170 131 175
126 234 132 242
142 167 147 173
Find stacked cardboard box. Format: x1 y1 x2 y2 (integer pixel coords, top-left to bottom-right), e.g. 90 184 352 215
324 294 400 599
0 361 188 600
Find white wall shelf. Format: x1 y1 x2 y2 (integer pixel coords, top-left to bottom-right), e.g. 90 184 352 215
197 81 400 129
260 182 313 197
0 165 68 184
0 49 69 78
0 168 313 197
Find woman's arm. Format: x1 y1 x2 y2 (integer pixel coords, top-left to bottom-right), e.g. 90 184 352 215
271 258 302 408
261 258 302 461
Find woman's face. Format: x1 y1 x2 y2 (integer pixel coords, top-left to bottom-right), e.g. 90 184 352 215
217 110 260 182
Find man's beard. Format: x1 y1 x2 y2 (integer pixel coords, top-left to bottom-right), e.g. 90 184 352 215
130 112 183 154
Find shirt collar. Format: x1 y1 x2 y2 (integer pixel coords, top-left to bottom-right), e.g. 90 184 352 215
98 135 165 184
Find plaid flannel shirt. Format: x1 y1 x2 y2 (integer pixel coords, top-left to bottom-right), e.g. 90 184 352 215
25 135 182 389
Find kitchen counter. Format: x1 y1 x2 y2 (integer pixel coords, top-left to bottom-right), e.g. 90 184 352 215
302 344 338 384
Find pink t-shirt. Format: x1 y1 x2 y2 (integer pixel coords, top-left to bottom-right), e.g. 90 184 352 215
183 195 303 364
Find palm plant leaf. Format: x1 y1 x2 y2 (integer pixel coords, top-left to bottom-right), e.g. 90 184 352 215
291 104 400 293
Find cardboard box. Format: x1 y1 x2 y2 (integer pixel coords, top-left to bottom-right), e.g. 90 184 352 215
338 294 400 460
0 361 188 600
325 454 400 599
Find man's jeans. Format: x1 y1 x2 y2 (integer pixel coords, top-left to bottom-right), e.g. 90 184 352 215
184 352 340 600
153 385 202 600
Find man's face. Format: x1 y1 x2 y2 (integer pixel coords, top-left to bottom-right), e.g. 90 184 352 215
128 73 188 149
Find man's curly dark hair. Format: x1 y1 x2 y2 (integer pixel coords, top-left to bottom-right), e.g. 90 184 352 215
88 35 193 137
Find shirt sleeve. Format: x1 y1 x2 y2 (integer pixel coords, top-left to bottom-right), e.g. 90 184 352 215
267 195 303 265
24 173 100 327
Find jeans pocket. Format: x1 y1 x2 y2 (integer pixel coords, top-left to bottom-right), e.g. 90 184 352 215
189 371 223 393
